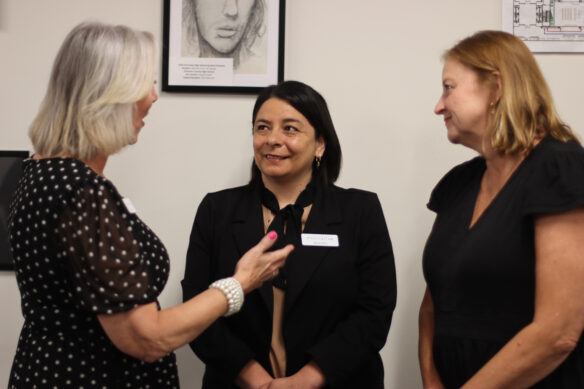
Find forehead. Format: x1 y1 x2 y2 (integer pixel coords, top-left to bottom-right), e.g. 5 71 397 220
442 57 480 82
256 98 308 121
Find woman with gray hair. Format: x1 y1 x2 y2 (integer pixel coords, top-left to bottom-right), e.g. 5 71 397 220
8 21 292 388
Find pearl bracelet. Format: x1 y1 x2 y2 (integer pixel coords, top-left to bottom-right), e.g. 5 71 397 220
209 277 244 317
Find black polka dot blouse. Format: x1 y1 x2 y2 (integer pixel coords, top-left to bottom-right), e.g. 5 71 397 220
8 158 179 388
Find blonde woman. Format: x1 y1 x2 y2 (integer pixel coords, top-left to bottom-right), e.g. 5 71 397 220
419 30 584 388
8 21 292 388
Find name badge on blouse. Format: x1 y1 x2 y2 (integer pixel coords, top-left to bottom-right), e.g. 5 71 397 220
122 197 137 214
301 233 339 247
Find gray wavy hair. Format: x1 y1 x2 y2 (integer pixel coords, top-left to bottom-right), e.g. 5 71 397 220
29 21 156 160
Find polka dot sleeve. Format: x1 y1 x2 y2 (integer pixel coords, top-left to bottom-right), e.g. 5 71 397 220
57 182 154 314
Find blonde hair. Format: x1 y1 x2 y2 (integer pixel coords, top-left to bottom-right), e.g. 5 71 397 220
29 21 156 160
445 30 578 154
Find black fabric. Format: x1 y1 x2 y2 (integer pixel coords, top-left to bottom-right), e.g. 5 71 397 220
423 137 584 388
182 184 396 388
260 180 315 289
8 158 178 388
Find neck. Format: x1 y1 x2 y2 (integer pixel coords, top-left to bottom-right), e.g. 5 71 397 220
83 154 108 177
480 135 541 183
262 173 312 208
481 149 525 195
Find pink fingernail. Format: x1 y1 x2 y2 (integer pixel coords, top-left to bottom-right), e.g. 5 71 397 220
268 231 277 240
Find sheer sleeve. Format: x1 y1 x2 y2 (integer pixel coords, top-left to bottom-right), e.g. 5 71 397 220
523 140 584 215
56 182 155 314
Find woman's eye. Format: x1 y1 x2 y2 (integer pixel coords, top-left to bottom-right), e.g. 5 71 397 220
284 125 298 132
255 125 268 132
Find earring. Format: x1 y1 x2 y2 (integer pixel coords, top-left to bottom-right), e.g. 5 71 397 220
489 101 495 115
315 156 321 169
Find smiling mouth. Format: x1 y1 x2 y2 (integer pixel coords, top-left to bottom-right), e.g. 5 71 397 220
266 154 288 160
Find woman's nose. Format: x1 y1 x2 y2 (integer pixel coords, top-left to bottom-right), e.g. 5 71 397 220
434 96 445 115
266 129 281 146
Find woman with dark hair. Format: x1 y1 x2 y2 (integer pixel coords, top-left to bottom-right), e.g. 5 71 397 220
182 80 397 389
419 30 584 388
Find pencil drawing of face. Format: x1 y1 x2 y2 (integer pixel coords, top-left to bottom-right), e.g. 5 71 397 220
194 0 256 55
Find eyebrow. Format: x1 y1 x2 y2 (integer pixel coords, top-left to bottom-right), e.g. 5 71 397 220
254 118 302 125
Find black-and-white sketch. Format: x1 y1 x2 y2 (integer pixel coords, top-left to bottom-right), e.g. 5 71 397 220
182 0 267 74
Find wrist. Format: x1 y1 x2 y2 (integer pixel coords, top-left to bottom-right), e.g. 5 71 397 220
296 361 325 388
233 273 251 294
236 360 273 389
208 277 244 316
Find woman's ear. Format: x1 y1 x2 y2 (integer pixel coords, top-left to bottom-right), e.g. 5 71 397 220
492 71 503 103
316 136 326 159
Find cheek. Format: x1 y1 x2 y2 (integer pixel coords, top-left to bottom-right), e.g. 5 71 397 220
284 137 304 152
252 136 263 152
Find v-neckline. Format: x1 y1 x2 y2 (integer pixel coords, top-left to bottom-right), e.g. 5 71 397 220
465 140 544 231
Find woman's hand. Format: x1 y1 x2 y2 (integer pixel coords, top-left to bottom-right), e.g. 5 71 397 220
260 361 325 389
233 231 294 293
235 360 274 389
260 376 319 389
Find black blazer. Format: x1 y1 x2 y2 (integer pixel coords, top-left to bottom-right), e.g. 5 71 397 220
182 183 396 389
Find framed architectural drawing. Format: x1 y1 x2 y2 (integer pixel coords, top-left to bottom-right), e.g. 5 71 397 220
503 0 584 52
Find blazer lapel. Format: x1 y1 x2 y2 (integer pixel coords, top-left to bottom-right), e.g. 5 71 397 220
231 184 274 310
285 186 342 314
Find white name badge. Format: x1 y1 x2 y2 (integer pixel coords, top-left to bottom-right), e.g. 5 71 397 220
122 197 137 214
301 233 339 247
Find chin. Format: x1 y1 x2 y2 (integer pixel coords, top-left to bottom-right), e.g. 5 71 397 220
261 170 286 180
446 130 461 145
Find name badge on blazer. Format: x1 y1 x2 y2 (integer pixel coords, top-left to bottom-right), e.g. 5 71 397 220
301 233 339 247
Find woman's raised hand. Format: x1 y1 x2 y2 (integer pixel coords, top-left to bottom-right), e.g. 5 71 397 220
233 231 293 293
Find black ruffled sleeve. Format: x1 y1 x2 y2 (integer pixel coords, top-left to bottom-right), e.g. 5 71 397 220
523 139 584 215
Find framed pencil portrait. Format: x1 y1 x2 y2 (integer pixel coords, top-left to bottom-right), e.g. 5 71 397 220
162 0 285 94
0 150 29 271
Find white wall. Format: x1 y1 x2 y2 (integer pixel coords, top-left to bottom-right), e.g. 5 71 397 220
2 1 584 388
